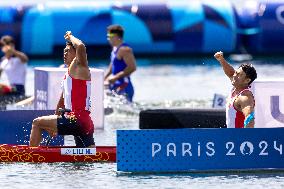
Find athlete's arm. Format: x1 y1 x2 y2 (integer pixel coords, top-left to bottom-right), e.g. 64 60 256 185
104 63 113 81
214 51 235 79
2 44 28 63
64 31 87 67
239 93 255 128
121 47 136 75
13 49 28 63
110 47 136 82
55 92 64 116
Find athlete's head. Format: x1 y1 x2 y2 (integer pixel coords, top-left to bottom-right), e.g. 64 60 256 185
107 25 124 46
63 41 76 66
232 63 257 88
0 35 15 55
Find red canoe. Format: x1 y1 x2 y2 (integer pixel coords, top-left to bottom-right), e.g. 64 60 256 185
0 144 116 163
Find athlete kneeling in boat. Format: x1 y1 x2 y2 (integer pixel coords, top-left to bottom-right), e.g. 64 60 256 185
29 31 95 147
214 51 257 128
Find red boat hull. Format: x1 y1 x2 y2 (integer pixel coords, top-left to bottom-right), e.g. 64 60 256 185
0 144 116 163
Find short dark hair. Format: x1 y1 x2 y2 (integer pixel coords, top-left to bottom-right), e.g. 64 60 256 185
66 41 75 49
239 63 257 85
0 35 15 46
107 24 124 38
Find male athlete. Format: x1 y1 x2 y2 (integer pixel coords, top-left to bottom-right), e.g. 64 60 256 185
104 25 136 102
214 51 257 128
29 31 95 147
0 35 28 95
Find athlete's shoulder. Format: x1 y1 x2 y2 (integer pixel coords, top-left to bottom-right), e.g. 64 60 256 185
241 90 254 98
119 46 133 54
238 90 255 106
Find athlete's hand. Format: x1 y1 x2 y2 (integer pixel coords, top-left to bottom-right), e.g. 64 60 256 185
64 31 72 41
50 132 57 138
104 79 110 86
214 51 224 61
107 75 118 84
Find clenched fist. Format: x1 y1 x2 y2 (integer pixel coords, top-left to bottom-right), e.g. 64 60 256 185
214 51 224 61
64 31 72 41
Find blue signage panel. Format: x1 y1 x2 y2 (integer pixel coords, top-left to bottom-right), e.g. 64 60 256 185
117 128 284 172
34 70 48 110
0 110 63 146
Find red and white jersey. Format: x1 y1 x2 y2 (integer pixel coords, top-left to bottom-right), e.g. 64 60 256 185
62 72 91 112
62 71 94 135
226 88 252 128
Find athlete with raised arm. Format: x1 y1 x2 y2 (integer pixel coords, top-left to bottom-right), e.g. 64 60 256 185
214 51 257 128
29 31 95 147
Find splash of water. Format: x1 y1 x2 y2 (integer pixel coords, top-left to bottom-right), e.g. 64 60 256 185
104 89 212 116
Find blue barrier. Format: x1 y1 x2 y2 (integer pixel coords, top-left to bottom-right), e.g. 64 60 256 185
0 6 26 51
0 110 63 145
257 1 284 53
117 128 284 172
21 2 236 55
1 1 284 55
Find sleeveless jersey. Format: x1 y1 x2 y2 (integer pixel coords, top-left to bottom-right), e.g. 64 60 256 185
226 88 252 128
62 72 94 134
110 43 131 88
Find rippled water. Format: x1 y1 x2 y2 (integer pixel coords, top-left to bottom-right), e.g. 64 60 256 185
1 56 284 188
1 163 284 189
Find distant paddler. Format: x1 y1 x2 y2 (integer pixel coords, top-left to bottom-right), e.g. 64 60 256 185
29 31 95 147
214 51 257 128
104 25 137 102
